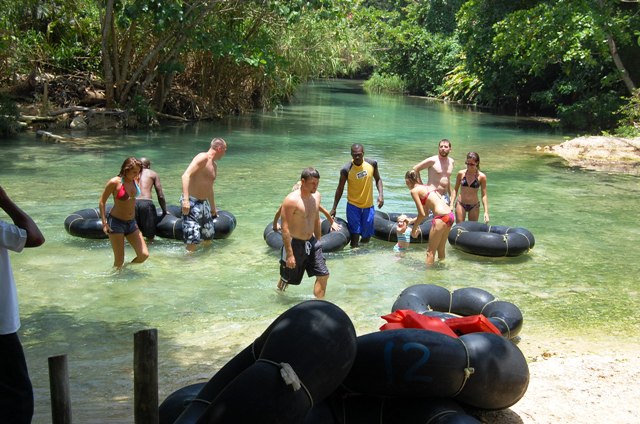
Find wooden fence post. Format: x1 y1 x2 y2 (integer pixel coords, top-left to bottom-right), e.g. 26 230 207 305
48 354 72 424
134 328 159 424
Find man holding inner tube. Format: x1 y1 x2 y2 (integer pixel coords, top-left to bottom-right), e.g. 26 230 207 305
277 167 330 298
180 137 227 252
136 157 168 243
329 143 384 248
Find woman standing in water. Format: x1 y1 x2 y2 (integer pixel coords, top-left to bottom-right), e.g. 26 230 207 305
99 157 149 270
405 170 454 266
450 152 489 224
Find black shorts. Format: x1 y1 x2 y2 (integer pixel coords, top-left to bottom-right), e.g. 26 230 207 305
279 236 329 285
0 333 33 424
135 199 158 238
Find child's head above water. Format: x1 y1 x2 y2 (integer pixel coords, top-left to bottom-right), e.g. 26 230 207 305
396 214 409 228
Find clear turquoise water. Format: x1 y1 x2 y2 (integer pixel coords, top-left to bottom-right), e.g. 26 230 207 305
1 79 638 422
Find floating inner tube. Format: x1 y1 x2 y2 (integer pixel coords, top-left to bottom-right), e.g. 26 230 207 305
391 284 523 339
64 206 111 239
447 221 535 257
171 300 357 424
263 217 350 253
156 205 237 240
373 210 431 243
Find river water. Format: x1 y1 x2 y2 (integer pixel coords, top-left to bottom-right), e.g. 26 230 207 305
1 79 638 422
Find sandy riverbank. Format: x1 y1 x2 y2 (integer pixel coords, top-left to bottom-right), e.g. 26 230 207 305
471 337 639 423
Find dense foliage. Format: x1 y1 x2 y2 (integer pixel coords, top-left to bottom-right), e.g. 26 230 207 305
1 0 638 133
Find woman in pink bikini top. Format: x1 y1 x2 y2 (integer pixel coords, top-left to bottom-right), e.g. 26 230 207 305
405 170 454 266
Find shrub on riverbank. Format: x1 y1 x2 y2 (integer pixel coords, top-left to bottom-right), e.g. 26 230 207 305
363 73 406 94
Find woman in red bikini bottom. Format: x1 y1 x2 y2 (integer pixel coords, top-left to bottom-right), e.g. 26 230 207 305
405 170 454 266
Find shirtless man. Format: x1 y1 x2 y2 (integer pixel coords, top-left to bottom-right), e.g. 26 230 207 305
277 167 330 299
135 157 168 242
181 137 227 252
412 138 455 205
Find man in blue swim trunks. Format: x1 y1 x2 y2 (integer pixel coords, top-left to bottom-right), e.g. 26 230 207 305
329 143 384 248
181 137 227 252
277 167 330 299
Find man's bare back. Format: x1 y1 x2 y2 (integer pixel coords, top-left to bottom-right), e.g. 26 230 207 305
185 152 217 200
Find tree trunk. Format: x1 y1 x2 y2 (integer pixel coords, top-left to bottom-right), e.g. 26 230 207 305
606 34 637 95
101 0 115 108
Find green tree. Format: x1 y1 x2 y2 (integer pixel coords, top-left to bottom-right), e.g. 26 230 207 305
357 0 463 96
455 0 639 130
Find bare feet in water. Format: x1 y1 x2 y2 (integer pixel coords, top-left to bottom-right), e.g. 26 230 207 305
277 279 288 292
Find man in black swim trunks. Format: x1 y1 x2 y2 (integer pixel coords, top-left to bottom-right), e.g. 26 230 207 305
135 157 168 242
277 167 330 299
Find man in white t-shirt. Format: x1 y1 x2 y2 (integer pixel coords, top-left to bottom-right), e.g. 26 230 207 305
1 186 45 424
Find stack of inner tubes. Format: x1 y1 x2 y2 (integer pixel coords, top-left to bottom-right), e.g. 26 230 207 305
160 300 357 424
160 285 529 423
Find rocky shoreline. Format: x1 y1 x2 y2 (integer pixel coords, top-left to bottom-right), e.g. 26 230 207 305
544 135 640 175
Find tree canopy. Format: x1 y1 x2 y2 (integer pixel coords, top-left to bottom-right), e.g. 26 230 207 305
1 0 638 133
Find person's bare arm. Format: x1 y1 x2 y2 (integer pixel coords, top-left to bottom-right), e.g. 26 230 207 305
410 189 427 238
314 209 322 240
273 204 283 231
480 173 489 223
0 186 45 247
319 204 340 231
153 173 168 215
412 157 435 185
314 193 322 239
330 173 348 217
209 186 217 218
450 171 462 208
373 164 384 208
281 195 296 268
99 178 116 234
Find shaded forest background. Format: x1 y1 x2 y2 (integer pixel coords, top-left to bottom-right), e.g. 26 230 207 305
0 0 638 135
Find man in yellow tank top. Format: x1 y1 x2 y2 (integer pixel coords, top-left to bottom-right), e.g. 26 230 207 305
329 144 384 248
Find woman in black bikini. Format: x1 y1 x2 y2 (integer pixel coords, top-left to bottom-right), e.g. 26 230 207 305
450 152 489 224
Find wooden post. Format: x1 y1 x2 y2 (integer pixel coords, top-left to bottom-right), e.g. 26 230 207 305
134 329 159 424
48 354 72 424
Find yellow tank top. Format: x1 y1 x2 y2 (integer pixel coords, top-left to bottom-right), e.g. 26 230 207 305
343 159 376 208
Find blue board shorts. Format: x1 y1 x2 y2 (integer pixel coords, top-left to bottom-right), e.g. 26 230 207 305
346 203 375 238
180 196 215 245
